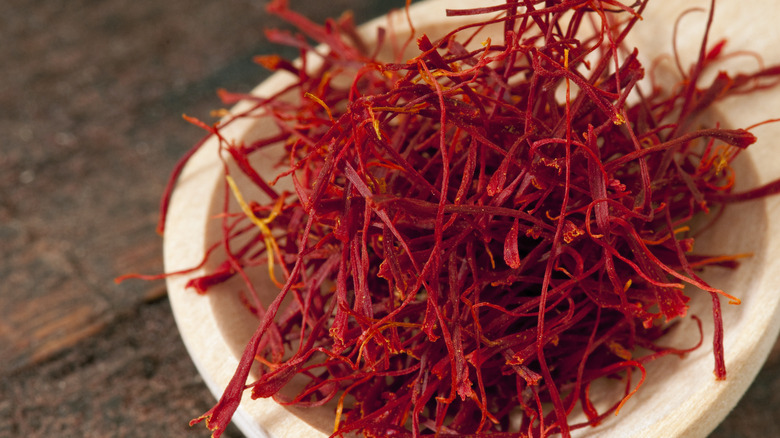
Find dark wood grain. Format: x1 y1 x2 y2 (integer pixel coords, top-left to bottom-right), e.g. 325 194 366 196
1 296 244 437
1 0 777 436
0 0 389 375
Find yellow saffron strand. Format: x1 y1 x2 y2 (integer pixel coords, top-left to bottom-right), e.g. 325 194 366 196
304 92 334 121
642 226 691 245
225 175 284 287
368 105 382 139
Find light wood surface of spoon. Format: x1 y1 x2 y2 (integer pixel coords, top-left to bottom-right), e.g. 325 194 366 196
164 1 780 436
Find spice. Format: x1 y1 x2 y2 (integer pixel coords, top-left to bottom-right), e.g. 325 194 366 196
156 0 780 436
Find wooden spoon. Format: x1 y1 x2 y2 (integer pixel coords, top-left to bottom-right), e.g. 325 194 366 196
163 1 780 436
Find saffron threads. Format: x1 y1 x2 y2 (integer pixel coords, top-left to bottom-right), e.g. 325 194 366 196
160 0 780 437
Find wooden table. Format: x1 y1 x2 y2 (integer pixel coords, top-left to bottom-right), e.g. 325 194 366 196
1 1 777 436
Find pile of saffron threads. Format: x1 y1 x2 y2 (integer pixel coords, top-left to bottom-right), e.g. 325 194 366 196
158 0 780 437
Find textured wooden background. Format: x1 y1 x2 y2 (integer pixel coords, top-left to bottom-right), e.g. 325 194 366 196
1 0 777 436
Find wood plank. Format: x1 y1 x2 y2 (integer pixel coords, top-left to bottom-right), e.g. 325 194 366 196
0 0 389 374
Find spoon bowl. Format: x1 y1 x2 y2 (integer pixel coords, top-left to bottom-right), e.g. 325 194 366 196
164 1 780 436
